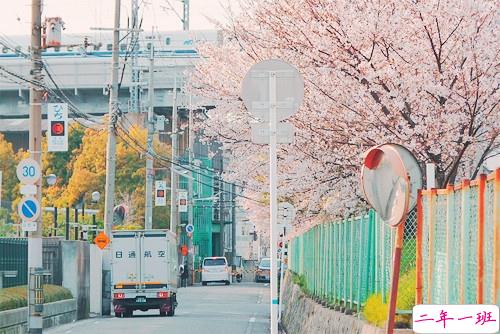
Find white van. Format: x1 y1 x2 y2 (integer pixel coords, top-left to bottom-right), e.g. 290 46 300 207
201 257 231 286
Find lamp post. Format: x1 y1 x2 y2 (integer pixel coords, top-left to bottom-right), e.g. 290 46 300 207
44 174 57 237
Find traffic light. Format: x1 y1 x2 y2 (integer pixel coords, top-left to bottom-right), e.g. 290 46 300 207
278 241 283 248
50 121 65 136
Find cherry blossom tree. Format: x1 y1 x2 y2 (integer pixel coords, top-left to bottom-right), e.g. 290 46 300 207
190 0 499 228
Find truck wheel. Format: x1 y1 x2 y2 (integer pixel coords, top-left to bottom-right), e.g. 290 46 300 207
202 281 207 286
225 280 230 285
167 308 175 317
115 312 122 318
124 308 133 317
159 310 166 316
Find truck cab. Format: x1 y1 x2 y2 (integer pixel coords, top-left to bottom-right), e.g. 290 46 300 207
111 230 178 317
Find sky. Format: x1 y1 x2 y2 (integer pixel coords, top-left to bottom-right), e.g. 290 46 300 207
0 0 236 36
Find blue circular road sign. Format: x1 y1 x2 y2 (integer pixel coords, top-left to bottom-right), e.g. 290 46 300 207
18 197 41 222
185 224 194 234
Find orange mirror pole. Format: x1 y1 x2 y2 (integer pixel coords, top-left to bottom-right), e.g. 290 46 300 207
386 220 406 334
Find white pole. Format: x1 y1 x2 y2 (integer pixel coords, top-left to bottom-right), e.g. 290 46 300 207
145 46 154 230
170 77 178 234
278 228 286 323
426 163 436 189
269 71 278 334
187 94 194 284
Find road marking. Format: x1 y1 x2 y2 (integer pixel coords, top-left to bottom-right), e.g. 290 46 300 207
65 330 72 334
244 312 258 334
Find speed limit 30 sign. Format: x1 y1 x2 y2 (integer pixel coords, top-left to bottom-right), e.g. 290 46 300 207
16 158 41 185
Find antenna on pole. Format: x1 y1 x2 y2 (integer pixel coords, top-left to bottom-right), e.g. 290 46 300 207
182 0 189 30
161 0 189 30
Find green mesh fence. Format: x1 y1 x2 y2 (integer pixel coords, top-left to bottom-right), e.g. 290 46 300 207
289 209 416 312
420 172 499 307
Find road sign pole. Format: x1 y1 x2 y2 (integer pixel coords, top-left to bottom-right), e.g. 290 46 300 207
278 227 286 323
269 71 278 334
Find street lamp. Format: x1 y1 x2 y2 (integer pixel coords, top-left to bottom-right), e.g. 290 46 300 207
45 173 57 186
44 174 58 237
91 191 101 203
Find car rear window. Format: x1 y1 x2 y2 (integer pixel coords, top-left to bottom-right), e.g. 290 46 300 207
259 259 270 268
203 258 226 266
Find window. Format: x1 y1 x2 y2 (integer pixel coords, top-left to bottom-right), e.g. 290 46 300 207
165 37 171 45
203 258 227 266
106 43 112 51
259 258 271 269
120 44 127 51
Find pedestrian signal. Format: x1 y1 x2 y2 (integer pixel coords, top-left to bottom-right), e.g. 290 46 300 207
50 121 65 136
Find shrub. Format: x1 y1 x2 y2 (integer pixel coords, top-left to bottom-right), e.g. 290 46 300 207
363 293 387 327
362 268 416 328
0 284 72 312
292 273 307 292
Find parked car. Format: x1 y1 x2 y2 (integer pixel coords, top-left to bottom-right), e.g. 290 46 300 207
255 257 271 283
201 257 231 286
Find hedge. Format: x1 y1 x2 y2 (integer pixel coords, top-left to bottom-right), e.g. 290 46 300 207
0 284 72 312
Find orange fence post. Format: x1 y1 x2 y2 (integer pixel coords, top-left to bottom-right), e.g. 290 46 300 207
494 169 500 305
445 184 454 304
460 179 470 304
416 189 423 304
477 174 486 304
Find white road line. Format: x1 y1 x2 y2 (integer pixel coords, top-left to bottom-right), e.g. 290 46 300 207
249 317 256 323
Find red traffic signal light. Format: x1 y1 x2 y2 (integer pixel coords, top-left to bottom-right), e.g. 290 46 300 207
156 190 165 197
278 241 283 248
50 121 65 136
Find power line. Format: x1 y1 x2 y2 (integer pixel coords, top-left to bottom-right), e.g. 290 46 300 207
118 112 261 195
114 122 262 203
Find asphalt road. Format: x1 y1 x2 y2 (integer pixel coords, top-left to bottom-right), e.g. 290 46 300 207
46 282 270 334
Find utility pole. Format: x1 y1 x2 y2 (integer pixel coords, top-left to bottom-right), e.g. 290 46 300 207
102 0 121 316
169 77 178 234
187 94 194 284
182 0 189 30
231 184 236 266
144 46 154 230
28 0 43 332
219 173 224 257
129 0 140 113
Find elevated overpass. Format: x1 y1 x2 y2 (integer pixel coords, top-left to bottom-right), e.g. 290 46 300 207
0 30 217 148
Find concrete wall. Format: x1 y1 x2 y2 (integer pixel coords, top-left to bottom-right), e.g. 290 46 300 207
0 299 76 334
281 272 414 334
61 241 89 320
89 244 102 315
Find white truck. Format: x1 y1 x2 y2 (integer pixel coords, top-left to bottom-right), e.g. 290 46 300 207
111 230 178 317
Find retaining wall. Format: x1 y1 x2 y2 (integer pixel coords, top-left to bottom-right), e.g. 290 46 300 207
0 299 76 334
281 272 414 334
